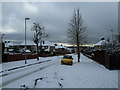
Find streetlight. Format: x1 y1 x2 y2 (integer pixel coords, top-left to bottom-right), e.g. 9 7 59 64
25 17 30 64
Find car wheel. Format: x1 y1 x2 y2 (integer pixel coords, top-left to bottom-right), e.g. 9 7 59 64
61 61 63 65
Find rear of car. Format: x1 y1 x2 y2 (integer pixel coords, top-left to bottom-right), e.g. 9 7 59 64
61 55 73 65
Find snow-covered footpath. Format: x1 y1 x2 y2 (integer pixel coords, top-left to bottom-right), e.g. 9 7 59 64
1 54 118 88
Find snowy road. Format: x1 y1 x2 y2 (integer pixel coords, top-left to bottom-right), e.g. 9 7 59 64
1 56 63 88
1 54 118 88
1 60 59 87
0 60 52 77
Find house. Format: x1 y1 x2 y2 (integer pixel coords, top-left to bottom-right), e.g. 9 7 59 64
55 44 72 54
4 40 36 53
18 40 36 53
3 39 72 55
94 38 108 50
42 40 55 52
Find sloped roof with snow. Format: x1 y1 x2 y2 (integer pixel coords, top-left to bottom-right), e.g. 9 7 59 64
42 41 55 46
55 45 64 49
94 40 108 46
5 42 13 47
19 40 36 45
5 40 36 47
55 45 71 49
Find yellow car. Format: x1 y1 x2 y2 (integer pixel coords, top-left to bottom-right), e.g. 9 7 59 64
61 55 73 65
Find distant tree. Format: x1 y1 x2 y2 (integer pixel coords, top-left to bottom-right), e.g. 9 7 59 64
67 8 86 62
113 34 119 47
31 22 45 60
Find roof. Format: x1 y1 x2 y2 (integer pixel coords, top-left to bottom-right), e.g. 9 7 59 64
5 40 56 47
42 40 55 46
55 45 65 49
20 40 36 45
5 40 36 47
4 40 71 51
5 41 14 47
94 40 108 46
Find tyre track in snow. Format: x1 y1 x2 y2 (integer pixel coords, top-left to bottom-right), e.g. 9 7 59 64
1 59 60 87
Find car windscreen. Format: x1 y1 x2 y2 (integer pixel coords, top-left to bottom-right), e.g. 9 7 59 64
63 56 72 59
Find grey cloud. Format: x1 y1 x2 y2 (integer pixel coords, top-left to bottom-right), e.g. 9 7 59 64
1 2 118 44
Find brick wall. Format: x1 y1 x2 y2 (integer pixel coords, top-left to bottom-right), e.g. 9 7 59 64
2 54 37 62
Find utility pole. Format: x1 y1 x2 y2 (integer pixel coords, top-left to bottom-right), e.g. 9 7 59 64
24 18 30 64
118 2 120 43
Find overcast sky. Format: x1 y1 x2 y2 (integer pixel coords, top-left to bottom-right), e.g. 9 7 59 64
1 2 118 44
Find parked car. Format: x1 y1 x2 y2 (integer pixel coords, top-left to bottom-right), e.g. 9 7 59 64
61 55 73 65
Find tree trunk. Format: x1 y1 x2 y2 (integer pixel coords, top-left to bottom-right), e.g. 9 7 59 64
77 33 80 62
77 45 80 62
37 43 39 60
40 45 42 53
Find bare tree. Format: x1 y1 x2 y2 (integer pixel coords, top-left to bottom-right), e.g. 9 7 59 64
67 8 86 62
31 22 45 60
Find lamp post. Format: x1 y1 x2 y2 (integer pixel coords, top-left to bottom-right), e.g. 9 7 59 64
25 18 30 64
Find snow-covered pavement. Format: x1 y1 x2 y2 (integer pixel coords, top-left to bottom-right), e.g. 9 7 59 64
1 54 118 88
